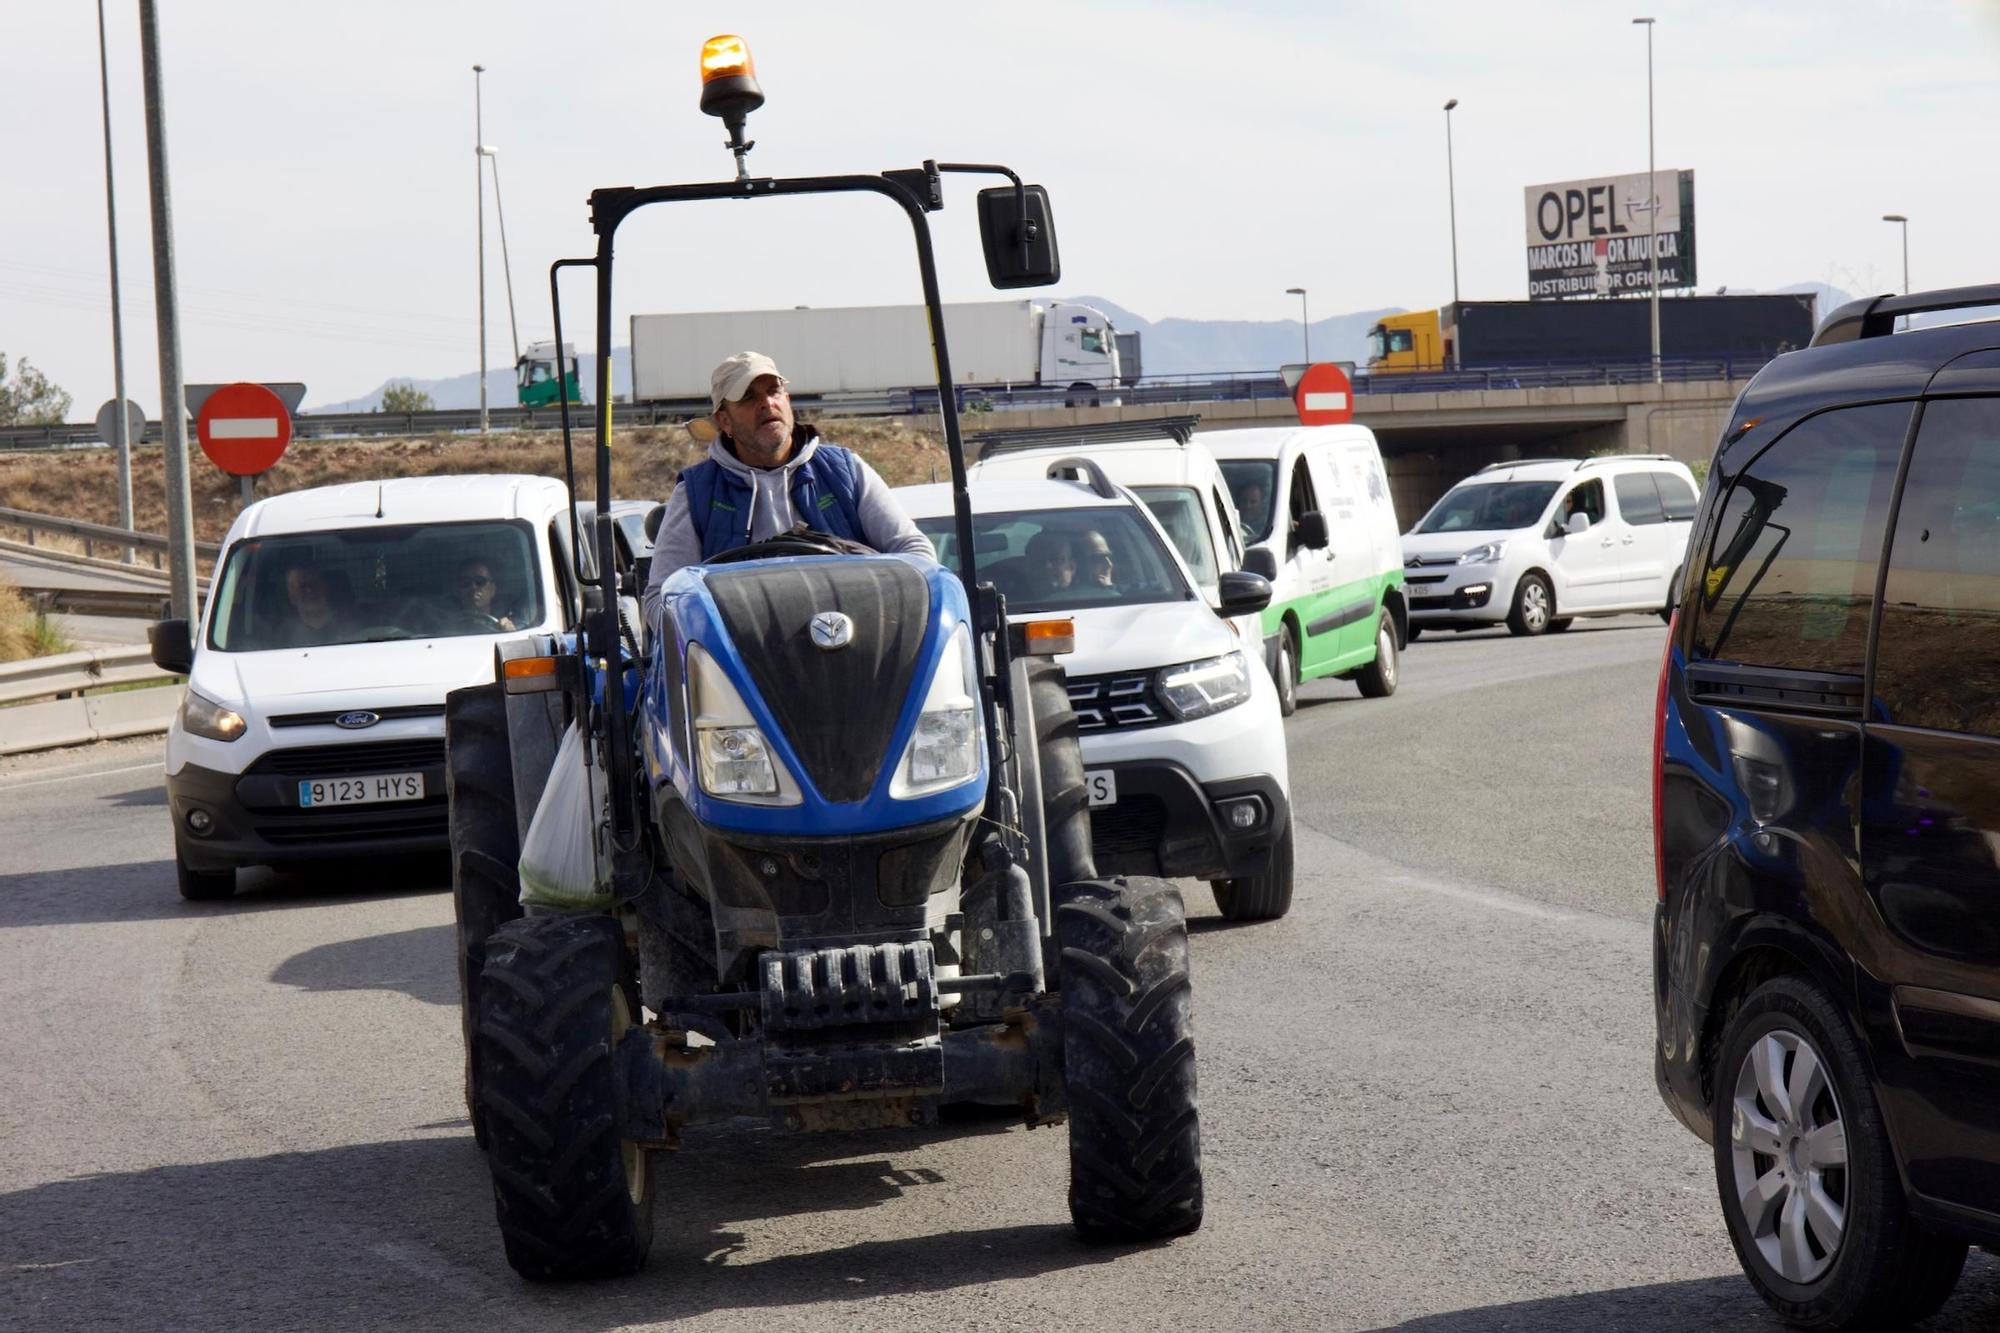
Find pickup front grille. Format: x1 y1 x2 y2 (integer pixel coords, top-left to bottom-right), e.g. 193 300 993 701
1066 672 1166 732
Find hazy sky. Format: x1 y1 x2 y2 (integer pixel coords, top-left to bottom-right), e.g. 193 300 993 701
8 1 1997 412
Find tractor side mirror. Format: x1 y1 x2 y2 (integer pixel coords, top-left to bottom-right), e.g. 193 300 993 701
149 618 193 675
1217 572 1273 617
977 184 1061 288
1242 547 1279 581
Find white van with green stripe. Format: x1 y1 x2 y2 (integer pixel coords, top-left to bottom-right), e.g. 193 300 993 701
1207 425 1407 714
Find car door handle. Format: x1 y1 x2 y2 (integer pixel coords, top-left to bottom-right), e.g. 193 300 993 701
1621 535 1636 545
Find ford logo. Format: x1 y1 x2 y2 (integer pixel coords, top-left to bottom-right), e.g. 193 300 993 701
334 711 380 730
809 611 854 651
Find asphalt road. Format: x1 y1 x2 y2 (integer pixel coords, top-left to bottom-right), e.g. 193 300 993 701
4 617 1996 1331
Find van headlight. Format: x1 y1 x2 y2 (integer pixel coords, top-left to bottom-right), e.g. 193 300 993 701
891 624 981 799
1458 541 1506 565
1157 651 1253 721
687 643 800 804
181 689 246 742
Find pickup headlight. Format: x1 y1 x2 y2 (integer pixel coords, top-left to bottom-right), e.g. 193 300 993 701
891 624 982 799
687 643 799 804
1458 541 1506 565
1157 650 1253 721
180 689 246 742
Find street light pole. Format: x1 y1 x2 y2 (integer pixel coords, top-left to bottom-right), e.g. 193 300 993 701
1634 17 1661 383
1443 98 1460 312
1285 287 1310 364
1882 214 1910 294
137 0 196 620
474 64 488 434
94 0 134 553
481 146 521 370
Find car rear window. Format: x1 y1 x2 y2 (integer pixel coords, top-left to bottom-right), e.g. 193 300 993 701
1874 396 2000 735
1689 403 1910 675
1654 471 1698 521
1614 473 1665 526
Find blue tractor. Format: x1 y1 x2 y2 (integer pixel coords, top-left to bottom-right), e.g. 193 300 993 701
443 35 1203 1280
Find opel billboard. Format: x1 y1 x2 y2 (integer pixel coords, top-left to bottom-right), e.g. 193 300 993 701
1523 169 1696 300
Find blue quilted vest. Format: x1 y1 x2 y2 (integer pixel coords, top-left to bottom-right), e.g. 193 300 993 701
679 438 867 561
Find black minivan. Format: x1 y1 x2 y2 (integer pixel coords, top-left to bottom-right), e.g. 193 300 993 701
1656 286 2000 1331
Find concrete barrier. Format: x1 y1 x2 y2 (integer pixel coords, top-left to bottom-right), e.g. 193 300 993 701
0 646 180 756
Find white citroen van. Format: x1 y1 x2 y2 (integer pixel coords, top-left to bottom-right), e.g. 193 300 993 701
149 475 585 900
1205 425 1407 715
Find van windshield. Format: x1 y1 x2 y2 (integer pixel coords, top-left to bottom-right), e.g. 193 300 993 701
915 507 1191 614
1413 481 1560 534
206 521 543 650
1219 460 1279 544
1130 486 1218 587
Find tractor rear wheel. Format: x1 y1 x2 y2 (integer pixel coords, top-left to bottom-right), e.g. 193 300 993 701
1057 876 1203 1241
477 914 654 1280
446 683 527 1149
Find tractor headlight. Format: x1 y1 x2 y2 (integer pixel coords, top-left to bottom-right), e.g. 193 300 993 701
687 643 799 804
180 689 246 742
1157 651 1253 721
891 624 982 799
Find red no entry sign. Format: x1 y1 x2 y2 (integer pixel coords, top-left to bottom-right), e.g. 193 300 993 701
196 381 293 476
1293 362 1354 426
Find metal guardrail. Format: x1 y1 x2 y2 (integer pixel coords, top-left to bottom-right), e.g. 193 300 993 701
0 355 1770 453
16 583 176 620
0 645 180 756
0 506 220 563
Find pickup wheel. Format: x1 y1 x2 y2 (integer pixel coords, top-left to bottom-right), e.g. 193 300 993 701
1354 609 1399 698
478 914 654 1280
1210 819 1294 921
446 683 527 1149
1058 876 1203 1241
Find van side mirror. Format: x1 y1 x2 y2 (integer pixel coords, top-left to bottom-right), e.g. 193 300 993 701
149 618 193 675
1217 571 1272 617
976 184 1061 289
1242 546 1279 581
1565 512 1591 536
1294 511 1330 551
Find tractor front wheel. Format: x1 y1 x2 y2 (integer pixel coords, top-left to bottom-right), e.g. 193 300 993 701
477 914 654 1280
1057 876 1204 1242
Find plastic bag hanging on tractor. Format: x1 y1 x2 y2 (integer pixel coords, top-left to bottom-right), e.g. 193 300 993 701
517 721 612 911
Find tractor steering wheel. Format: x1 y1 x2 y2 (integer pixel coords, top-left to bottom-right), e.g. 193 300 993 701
706 531 873 564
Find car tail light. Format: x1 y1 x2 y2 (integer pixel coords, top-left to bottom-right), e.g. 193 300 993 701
1653 609 1677 902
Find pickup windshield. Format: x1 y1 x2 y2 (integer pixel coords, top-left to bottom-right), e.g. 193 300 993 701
206 520 543 650
915 507 1191 614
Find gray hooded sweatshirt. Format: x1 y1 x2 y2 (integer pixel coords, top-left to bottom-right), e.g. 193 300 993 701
641 430 936 629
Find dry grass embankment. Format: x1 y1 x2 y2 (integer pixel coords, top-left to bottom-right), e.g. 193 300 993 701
0 578 73 663
0 416 950 549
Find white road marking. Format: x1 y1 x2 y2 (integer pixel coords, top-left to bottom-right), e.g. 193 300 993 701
0 760 164 791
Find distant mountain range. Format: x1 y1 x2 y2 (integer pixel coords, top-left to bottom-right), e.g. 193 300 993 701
307 282 1853 414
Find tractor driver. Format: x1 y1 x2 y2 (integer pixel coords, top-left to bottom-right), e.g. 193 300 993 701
642 351 935 630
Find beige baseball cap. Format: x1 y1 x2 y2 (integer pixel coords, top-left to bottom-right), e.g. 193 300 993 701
709 351 786 410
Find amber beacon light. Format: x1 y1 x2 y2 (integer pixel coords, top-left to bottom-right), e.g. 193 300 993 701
699 35 765 178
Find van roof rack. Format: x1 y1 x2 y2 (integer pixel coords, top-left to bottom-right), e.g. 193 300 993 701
1575 453 1675 469
1475 457 1573 474
1041 455 1122 500
968 414 1201 461
1812 284 2000 347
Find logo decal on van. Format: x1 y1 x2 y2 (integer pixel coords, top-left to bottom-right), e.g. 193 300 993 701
334 711 380 730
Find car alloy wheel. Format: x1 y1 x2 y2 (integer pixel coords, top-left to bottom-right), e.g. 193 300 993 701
1728 1027 1848 1285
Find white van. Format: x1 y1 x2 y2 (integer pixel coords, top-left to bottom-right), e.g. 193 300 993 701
1205 425 1408 714
148 475 586 900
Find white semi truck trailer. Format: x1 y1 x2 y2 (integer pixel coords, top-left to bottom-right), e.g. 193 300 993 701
629 299 1128 404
